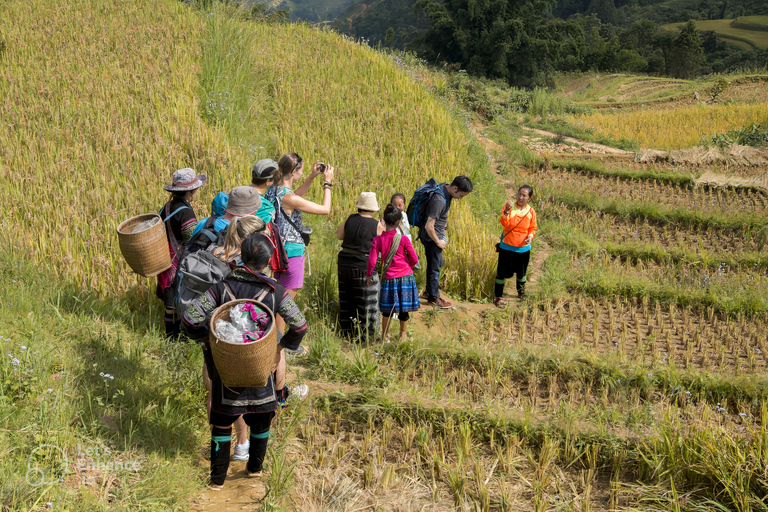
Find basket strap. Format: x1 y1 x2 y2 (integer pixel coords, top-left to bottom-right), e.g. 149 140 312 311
253 288 269 303
222 281 236 302
223 281 268 304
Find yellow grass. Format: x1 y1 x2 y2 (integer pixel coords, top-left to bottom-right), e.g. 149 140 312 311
0 0 498 298
567 103 768 150
0 0 232 292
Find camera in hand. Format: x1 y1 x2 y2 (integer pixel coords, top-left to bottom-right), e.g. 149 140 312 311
318 163 327 173
301 226 312 246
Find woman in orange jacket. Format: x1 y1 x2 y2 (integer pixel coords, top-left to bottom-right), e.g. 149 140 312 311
494 185 537 306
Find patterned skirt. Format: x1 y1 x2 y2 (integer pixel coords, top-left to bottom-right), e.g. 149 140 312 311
379 274 420 314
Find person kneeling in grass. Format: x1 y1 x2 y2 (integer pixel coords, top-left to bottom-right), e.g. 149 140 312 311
183 233 307 489
367 203 420 342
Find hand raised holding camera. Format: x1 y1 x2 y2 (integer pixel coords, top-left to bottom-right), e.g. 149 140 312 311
310 162 325 178
322 165 334 184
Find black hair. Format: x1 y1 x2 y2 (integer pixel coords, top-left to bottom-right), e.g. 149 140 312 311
391 192 406 204
450 175 473 193
519 185 534 198
240 233 273 271
383 203 402 227
357 208 375 214
251 176 272 187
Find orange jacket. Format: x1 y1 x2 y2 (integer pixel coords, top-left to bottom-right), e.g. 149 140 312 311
500 205 537 247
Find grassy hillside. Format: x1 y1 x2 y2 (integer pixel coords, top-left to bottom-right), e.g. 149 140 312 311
0 0 501 301
661 19 768 50
4 0 768 510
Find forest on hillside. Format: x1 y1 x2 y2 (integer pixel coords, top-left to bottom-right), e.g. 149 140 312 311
320 0 768 86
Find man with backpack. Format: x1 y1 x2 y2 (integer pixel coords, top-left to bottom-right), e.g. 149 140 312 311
411 175 473 309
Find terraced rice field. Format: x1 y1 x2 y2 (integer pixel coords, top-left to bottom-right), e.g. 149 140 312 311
661 19 768 50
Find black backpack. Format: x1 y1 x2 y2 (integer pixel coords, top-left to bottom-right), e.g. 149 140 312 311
173 218 231 317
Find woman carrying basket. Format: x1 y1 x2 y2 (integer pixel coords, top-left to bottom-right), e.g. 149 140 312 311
157 168 205 338
494 185 537 306
183 233 307 490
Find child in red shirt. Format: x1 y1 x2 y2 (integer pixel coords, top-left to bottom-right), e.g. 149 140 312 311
367 204 420 341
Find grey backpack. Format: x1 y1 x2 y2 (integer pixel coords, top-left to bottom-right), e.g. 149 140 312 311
174 247 231 317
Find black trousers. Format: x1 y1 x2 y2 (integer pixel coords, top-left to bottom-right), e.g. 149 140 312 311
495 249 530 297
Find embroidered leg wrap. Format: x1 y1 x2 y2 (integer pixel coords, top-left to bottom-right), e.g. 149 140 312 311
247 429 270 473
516 275 526 296
210 426 232 486
164 308 180 339
494 278 505 299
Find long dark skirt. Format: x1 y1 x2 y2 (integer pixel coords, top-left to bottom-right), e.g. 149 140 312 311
338 254 380 341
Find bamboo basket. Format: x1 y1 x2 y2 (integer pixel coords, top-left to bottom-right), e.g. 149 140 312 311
117 213 170 277
209 299 277 388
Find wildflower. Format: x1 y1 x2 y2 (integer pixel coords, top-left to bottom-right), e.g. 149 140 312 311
12 358 19 366
47 388 53 393
21 345 27 350
739 413 747 417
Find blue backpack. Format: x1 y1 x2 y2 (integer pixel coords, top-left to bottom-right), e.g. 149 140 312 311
406 178 446 228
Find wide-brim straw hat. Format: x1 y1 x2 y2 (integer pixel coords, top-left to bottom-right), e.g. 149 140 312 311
355 192 379 212
225 186 262 217
163 168 206 192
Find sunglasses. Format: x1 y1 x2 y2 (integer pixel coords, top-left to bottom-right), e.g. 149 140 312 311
292 155 303 172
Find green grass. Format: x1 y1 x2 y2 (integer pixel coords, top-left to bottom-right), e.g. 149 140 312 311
0 244 206 510
732 15 768 32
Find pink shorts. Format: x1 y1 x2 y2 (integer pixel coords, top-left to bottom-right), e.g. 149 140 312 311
275 255 305 290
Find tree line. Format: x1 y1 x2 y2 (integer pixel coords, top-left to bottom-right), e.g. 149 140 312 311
331 0 768 86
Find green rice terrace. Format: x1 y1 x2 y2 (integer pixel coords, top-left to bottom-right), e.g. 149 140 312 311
661 18 768 50
1 0 768 511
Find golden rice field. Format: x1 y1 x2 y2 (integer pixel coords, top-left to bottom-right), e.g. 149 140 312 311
567 103 768 149
0 0 497 298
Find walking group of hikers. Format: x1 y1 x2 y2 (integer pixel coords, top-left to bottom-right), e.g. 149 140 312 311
151 154 537 489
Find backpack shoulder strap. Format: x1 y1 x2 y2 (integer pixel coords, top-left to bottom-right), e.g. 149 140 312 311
161 204 192 222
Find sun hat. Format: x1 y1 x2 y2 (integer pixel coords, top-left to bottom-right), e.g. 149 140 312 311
252 159 278 182
163 168 206 192
225 186 262 217
354 192 379 212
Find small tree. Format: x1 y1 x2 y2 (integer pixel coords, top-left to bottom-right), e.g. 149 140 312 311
666 20 703 79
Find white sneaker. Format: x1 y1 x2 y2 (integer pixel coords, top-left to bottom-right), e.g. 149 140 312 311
232 441 249 461
291 384 309 400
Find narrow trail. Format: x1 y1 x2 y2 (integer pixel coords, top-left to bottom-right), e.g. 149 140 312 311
190 121 549 509
519 126 633 155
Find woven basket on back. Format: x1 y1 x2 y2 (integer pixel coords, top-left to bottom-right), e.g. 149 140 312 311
209 299 277 388
117 213 171 277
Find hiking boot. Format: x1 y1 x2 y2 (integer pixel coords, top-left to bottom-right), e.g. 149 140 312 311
493 297 505 308
232 441 249 461
427 297 453 309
